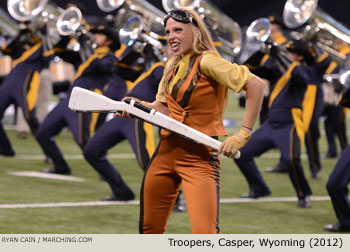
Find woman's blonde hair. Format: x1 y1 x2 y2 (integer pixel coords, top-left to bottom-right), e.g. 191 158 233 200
185 8 218 55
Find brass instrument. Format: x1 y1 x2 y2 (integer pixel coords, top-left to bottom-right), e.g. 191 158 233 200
162 0 242 58
7 0 48 21
97 0 166 53
0 6 17 75
0 6 19 37
7 0 63 26
7 0 64 48
283 0 350 64
56 6 83 36
324 57 350 106
245 17 289 56
245 17 292 73
95 0 126 31
56 6 95 62
53 7 86 83
246 18 271 45
96 0 124 12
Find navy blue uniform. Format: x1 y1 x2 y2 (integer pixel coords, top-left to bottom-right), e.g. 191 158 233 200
35 46 116 172
323 46 350 232
93 44 145 131
323 59 348 158
83 62 164 199
323 104 348 156
325 145 350 229
234 61 312 203
303 53 332 177
0 32 52 156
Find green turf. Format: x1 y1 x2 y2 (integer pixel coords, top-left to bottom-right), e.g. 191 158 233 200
0 94 345 234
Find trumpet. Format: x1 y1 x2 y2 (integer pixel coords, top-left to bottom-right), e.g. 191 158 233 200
162 0 242 58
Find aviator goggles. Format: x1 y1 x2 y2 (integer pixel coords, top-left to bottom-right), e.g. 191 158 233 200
163 9 198 27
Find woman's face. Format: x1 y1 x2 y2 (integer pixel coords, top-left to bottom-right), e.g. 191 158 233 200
165 18 194 56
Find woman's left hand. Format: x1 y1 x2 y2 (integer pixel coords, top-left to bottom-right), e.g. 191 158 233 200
219 129 251 158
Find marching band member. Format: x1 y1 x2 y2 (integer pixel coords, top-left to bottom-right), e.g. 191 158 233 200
302 42 332 179
260 15 290 125
117 8 264 234
84 40 187 211
35 23 120 174
16 68 53 139
324 77 350 232
234 39 313 208
0 22 51 157
83 55 164 201
323 143 350 232
322 43 349 158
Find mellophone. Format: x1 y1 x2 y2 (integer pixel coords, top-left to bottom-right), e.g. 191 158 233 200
68 87 241 159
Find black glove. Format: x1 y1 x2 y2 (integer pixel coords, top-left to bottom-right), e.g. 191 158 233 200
269 45 280 58
243 50 265 67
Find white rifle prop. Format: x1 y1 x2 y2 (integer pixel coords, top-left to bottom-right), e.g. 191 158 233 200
68 87 240 159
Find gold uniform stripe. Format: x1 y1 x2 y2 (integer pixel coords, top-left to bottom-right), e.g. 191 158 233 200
213 41 223 47
90 89 103 136
325 61 338 74
302 85 317 131
129 62 164 95
143 122 155 158
73 54 99 81
114 44 127 59
268 62 300 108
291 108 305 147
339 46 350 55
26 71 40 111
126 80 135 93
260 54 270 65
316 52 328 63
73 47 110 81
43 47 65 57
12 42 43 68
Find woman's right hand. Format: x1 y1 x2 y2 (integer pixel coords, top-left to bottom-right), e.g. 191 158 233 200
114 97 142 119
114 110 133 119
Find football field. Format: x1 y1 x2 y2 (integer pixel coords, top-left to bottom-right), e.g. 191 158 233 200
0 95 344 234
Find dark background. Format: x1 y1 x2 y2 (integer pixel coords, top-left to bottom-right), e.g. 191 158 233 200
1 0 350 28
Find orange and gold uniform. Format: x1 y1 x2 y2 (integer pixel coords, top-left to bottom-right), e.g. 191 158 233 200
139 52 254 234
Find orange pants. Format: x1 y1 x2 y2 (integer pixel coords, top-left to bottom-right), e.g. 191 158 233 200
139 133 221 234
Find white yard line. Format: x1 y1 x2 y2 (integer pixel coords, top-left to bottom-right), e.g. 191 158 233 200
0 196 331 209
3 152 308 160
0 201 139 209
8 171 85 182
4 153 135 160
